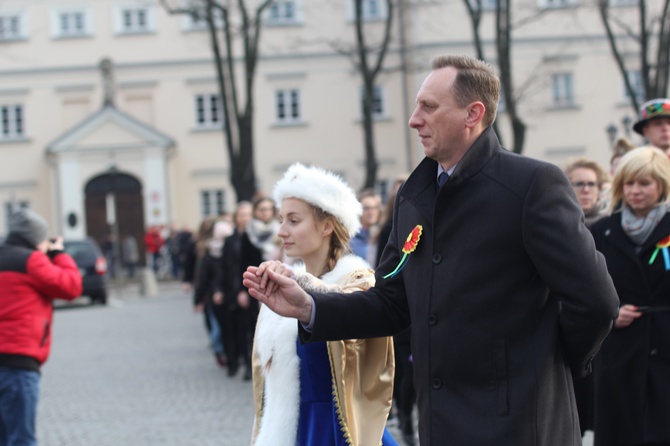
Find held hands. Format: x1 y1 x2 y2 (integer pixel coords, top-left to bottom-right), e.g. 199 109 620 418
242 261 312 324
615 304 643 328
212 292 223 305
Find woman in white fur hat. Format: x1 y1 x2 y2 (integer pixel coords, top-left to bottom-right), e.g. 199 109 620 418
250 163 397 446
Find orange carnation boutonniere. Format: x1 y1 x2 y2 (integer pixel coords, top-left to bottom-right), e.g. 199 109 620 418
383 225 423 279
649 235 670 270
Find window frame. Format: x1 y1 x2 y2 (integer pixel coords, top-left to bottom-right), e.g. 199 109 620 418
275 89 303 124
537 0 578 9
113 4 155 35
265 0 304 26
200 189 226 218
181 6 224 31
609 0 638 5
550 72 576 108
0 104 26 141
346 0 389 22
51 6 93 38
194 93 224 129
0 11 27 41
360 85 386 119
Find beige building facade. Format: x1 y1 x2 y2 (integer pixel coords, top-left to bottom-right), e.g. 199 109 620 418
0 0 658 243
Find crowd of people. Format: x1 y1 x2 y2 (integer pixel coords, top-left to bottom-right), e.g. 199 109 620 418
125 71 670 446
242 57 670 446
180 198 282 382
3 51 670 446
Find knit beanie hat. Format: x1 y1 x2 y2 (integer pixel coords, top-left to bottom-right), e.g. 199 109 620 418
8 208 48 247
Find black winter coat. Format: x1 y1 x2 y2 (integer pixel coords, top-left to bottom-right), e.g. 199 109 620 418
303 127 619 446
220 230 259 315
590 212 670 446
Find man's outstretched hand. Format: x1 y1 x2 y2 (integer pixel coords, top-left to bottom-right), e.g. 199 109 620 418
243 264 312 325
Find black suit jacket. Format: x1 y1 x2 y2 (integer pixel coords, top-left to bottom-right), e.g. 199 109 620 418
302 127 619 445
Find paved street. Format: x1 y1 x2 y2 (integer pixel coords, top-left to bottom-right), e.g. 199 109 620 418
36 280 594 446
38 282 255 446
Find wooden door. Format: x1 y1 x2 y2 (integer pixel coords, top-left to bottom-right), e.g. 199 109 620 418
84 172 146 266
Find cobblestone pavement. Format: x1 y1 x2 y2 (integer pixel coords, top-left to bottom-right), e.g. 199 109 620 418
38 282 254 446
37 280 594 446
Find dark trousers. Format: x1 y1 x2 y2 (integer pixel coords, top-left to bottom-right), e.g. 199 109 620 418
393 334 415 436
574 373 594 435
223 308 250 372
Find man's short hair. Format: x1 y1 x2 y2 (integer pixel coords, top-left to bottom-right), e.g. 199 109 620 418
431 55 500 128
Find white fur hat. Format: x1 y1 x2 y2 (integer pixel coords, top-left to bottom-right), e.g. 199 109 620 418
273 163 362 237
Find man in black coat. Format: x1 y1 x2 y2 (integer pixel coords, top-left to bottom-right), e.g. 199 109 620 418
243 54 620 446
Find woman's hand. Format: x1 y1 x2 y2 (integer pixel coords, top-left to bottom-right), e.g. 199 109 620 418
243 265 312 324
255 260 295 294
614 304 643 328
212 291 223 305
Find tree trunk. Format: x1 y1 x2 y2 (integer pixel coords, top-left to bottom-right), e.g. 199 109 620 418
235 115 256 201
462 0 504 146
353 0 394 191
496 0 526 153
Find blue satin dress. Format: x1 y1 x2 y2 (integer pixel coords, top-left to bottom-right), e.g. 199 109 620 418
296 339 398 446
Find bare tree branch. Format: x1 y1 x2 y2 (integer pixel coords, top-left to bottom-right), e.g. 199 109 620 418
598 0 641 113
510 7 552 29
161 0 273 200
654 0 670 96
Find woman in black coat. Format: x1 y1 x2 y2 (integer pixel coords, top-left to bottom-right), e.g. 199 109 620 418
590 146 670 446
220 202 254 379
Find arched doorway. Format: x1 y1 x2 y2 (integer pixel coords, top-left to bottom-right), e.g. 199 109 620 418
85 172 146 267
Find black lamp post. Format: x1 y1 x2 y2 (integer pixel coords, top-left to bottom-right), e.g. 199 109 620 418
621 115 633 137
606 123 618 147
106 165 123 291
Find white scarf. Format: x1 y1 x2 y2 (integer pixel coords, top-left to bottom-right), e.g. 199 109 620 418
246 219 280 261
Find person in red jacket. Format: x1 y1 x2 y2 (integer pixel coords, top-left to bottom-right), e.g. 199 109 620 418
0 209 82 446
144 225 164 274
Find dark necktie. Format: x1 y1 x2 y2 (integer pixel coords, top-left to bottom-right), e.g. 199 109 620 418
437 172 449 191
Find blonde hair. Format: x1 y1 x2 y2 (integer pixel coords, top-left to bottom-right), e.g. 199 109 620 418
312 206 350 275
233 201 252 226
431 55 500 128
564 157 610 188
611 137 635 164
609 146 670 212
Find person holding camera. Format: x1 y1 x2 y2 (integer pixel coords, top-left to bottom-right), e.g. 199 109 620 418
0 209 82 446
590 147 670 446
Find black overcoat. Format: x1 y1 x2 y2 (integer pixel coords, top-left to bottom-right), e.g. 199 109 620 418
303 127 619 445
590 212 670 446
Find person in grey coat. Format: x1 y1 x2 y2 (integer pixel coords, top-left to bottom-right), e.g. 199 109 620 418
122 234 139 278
243 54 619 446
